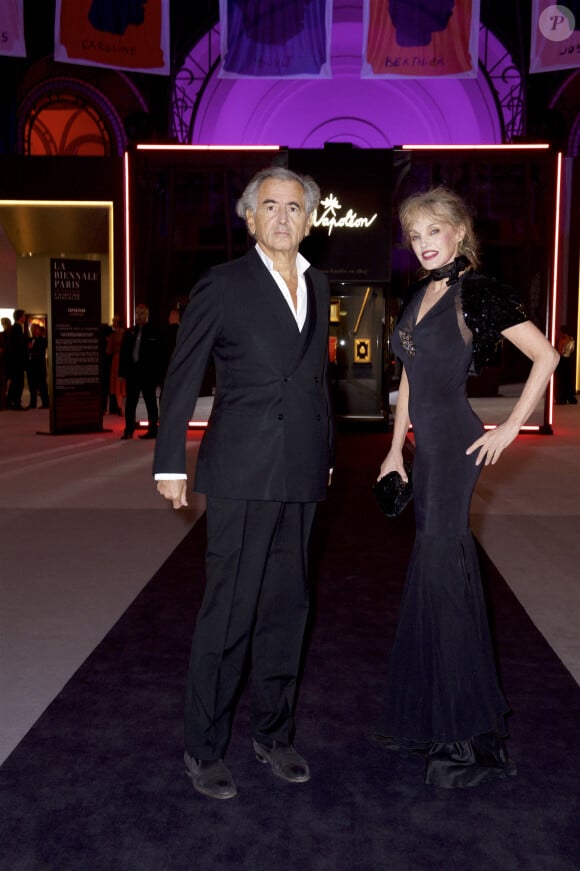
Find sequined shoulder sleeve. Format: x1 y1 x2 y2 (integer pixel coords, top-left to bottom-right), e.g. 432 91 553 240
461 273 528 373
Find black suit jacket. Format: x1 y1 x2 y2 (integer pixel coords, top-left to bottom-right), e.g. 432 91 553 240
153 248 334 502
119 322 163 384
7 323 27 372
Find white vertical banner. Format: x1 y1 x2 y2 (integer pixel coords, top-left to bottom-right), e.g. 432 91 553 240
0 0 26 57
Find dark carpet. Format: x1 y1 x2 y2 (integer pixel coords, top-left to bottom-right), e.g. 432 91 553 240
1 431 579 871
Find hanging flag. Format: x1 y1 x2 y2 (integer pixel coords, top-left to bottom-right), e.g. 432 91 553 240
530 1 580 73
0 0 26 57
219 0 332 78
54 0 170 75
362 0 480 78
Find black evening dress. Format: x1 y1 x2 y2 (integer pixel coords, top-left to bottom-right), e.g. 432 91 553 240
375 268 527 788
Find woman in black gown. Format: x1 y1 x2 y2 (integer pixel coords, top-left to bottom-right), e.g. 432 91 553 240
375 187 559 788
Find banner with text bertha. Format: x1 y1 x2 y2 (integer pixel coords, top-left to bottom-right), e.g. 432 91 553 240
530 1 580 73
54 0 170 75
0 0 26 57
50 259 103 435
219 0 332 78
362 0 480 78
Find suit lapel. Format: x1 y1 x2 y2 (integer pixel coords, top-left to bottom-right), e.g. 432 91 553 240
243 249 322 376
285 271 318 377
246 248 301 336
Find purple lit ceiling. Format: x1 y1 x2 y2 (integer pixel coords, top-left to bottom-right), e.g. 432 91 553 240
173 9 516 147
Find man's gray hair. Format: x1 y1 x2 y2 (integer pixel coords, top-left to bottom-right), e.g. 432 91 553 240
236 167 321 222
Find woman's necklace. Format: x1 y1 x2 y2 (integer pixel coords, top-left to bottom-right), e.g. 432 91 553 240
428 254 469 286
416 255 470 324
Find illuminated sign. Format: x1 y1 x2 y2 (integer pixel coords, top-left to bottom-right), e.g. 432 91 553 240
289 148 392 281
313 194 378 236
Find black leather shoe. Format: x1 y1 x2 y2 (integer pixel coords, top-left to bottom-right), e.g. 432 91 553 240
120 432 133 440
253 740 310 783
184 752 237 800
138 431 157 440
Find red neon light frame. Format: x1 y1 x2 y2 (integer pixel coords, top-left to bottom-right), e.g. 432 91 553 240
546 151 563 428
136 144 281 152
123 151 132 332
401 144 550 151
125 145 561 433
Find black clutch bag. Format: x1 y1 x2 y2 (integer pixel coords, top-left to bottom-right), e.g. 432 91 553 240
373 462 413 518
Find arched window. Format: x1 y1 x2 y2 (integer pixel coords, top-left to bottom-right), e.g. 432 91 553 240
18 78 127 156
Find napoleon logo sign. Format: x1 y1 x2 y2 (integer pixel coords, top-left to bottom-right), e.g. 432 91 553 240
313 194 378 237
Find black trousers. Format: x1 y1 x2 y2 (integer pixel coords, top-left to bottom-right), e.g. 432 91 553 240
7 366 24 408
185 497 317 761
26 362 49 408
123 369 158 434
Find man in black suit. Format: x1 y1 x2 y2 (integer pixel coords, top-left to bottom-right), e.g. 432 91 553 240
119 303 163 440
26 323 49 409
6 310 28 411
154 167 334 800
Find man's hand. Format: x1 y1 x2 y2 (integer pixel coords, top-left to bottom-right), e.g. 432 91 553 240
156 479 188 509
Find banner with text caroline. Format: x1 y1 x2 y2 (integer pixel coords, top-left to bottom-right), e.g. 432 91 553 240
54 0 170 75
362 0 480 79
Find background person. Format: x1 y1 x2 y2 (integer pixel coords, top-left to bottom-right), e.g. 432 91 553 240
119 304 162 440
6 310 28 411
555 324 577 405
165 308 180 360
106 313 125 414
160 308 181 393
26 323 49 409
0 317 12 410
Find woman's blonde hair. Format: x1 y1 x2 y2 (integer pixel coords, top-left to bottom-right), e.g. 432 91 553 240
398 186 480 270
